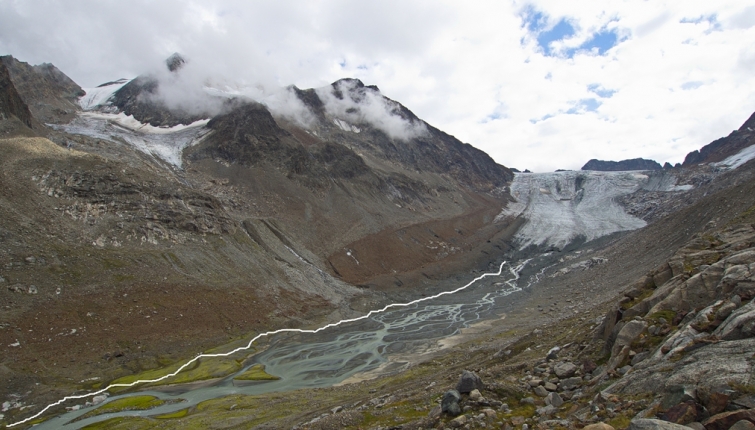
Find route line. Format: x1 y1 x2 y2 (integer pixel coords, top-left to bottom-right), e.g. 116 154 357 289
9 261 518 427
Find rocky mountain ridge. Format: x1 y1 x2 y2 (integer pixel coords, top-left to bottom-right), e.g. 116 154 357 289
582 158 663 172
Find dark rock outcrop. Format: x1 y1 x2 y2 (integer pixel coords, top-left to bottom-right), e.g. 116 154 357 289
683 111 755 166
581 158 662 171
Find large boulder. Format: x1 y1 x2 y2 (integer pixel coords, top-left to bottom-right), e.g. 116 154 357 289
553 362 578 378
456 370 484 394
611 320 648 358
441 390 461 416
703 409 755 430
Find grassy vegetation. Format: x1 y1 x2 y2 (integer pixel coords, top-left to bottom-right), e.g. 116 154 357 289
648 310 677 324
608 413 632 429
621 288 654 311
80 416 155 430
233 364 280 381
109 357 243 392
73 396 166 422
350 400 429 429
154 408 189 419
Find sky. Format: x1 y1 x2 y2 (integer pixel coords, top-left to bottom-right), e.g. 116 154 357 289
1 0 754 172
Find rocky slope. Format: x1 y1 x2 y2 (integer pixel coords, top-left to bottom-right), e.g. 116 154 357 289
582 158 663 172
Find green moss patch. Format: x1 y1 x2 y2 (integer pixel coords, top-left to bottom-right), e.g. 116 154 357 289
73 396 167 423
233 364 280 381
110 357 243 392
80 416 154 430
154 408 189 419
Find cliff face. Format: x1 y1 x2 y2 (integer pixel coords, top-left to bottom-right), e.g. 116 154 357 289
0 60 32 127
582 158 662 171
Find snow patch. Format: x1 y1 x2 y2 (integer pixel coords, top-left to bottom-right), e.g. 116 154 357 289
713 144 755 170
333 118 361 133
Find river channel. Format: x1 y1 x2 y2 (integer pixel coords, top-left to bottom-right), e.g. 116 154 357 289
27 257 550 429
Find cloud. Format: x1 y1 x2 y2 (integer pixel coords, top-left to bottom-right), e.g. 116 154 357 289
587 84 616 98
1 0 754 172
315 79 428 140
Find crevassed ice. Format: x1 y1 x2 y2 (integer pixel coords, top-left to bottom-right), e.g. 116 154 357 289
498 170 649 249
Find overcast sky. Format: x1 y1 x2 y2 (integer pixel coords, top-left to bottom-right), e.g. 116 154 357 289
1 0 754 172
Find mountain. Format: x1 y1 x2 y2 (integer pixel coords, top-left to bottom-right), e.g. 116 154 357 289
581 158 662 171
0 55 84 124
0 54 521 422
2 53 755 429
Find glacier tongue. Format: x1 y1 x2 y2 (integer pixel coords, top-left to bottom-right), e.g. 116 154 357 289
501 171 651 249
50 112 210 168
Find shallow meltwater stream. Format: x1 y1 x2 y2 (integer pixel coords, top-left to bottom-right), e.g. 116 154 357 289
28 259 547 429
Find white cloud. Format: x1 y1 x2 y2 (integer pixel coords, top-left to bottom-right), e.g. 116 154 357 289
315 79 428 140
0 0 753 171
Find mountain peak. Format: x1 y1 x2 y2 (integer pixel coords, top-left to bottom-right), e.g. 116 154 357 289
165 52 186 72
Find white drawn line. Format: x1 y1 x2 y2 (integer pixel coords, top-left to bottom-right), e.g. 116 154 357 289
9 261 513 427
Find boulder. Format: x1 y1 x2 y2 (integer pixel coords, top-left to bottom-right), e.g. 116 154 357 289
627 418 693 429
544 382 558 392
456 370 484 394
583 424 615 430
703 409 755 430
560 376 582 391
545 392 564 408
660 400 702 424
709 393 732 415
654 267 674 288
536 404 556 416
611 320 648 358
448 414 467 428
469 389 482 401
731 421 755 430
533 385 548 397
528 378 543 387
441 390 462 416
553 362 578 378
661 386 697 410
